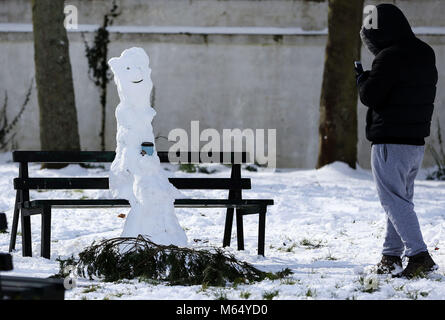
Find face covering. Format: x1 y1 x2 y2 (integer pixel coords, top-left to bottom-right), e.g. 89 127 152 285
360 28 381 56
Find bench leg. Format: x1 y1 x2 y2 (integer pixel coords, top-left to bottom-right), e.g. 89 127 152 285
9 191 20 252
21 212 32 257
236 209 244 251
41 206 51 259
258 208 266 256
223 208 234 247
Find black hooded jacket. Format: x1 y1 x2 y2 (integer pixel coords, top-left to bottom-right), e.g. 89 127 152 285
358 4 438 145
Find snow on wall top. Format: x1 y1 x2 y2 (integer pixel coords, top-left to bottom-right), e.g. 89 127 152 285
1 23 445 36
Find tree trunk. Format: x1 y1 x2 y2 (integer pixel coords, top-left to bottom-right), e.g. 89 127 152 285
317 0 364 169
32 0 80 154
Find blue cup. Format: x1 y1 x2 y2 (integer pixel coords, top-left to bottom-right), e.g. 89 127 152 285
141 142 154 156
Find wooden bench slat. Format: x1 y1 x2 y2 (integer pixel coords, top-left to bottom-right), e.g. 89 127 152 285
14 177 251 190
13 151 116 163
170 178 251 189
24 199 129 209
174 199 274 208
23 199 273 210
14 177 110 190
12 151 250 164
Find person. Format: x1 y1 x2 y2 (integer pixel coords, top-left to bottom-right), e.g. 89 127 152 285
357 3 438 278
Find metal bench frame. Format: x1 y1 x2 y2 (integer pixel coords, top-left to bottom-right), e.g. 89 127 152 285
8 151 273 258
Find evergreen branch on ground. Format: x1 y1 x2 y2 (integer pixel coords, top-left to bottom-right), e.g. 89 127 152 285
57 236 292 286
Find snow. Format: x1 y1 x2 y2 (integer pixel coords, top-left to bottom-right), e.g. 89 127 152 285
2 23 445 36
0 153 444 300
0 23 327 35
108 47 187 246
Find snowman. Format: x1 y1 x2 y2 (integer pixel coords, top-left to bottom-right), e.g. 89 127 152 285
108 47 188 247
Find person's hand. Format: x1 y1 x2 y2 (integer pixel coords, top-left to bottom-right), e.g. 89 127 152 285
356 70 370 85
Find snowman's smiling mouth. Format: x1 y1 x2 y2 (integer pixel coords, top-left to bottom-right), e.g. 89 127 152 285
132 79 143 83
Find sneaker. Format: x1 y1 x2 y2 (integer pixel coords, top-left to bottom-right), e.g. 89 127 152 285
394 251 438 279
376 255 402 274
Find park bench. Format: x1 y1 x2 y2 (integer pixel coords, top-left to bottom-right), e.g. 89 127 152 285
8 151 274 259
0 275 65 300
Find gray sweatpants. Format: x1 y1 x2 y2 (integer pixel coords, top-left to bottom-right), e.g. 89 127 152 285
371 144 427 257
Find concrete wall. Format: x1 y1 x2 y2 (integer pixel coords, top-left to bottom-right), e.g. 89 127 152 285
0 0 444 168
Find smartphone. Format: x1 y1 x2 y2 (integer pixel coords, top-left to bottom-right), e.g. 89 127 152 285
354 61 364 74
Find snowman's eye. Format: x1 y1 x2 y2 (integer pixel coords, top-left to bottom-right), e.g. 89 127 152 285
126 67 130 70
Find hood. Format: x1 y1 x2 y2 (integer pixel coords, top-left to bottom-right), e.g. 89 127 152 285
361 4 415 55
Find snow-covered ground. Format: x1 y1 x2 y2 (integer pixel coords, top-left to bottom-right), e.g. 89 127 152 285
0 152 444 300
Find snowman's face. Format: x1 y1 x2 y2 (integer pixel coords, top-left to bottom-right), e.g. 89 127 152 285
109 47 153 107
118 62 144 84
